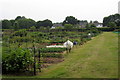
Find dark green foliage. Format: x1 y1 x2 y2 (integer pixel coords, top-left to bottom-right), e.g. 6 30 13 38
41 53 63 58
36 19 53 28
2 20 12 29
31 32 47 37
103 14 120 27
115 19 120 27
12 29 27 37
39 48 66 53
15 16 25 20
2 48 33 73
91 28 99 34
63 16 79 25
97 27 115 31
90 24 96 28
14 21 19 30
17 18 36 29
108 22 117 28
80 33 89 38
10 20 15 28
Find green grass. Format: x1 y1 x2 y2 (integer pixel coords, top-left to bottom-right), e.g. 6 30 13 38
3 32 118 78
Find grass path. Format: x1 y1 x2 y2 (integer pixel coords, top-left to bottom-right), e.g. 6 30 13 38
37 32 118 78
3 32 118 78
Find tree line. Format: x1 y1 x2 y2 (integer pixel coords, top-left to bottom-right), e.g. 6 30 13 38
2 16 86 29
2 16 53 29
2 14 120 29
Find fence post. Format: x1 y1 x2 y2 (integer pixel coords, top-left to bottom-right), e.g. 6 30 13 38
38 49 41 72
33 44 36 75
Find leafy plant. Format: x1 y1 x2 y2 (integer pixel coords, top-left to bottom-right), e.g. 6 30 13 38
2 48 33 73
12 29 27 37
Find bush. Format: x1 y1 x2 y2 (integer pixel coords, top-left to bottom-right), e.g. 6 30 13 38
12 29 27 37
2 48 33 73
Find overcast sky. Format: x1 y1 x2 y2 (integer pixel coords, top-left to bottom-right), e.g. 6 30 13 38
0 0 120 23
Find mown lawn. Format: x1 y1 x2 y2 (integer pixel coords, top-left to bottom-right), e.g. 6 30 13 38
3 32 118 78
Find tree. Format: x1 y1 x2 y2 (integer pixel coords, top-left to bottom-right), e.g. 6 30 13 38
36 21 42 29
14 21 19 30
103 14 120 27
90 24 96 28
17 18 36 29
37 19 53 28
86 23 90 29
63 16 79 25
2 20 12 29
90 21 93 23
10 20 15 28
42 19 53 28
93 21 99 23
108 22 116 28
15 16 22 20
115 19 120 27
15 16 25 20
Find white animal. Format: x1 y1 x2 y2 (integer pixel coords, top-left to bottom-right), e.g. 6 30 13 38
63 40 73 52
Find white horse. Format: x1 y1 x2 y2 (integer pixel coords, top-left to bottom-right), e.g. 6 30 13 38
63 40 73 53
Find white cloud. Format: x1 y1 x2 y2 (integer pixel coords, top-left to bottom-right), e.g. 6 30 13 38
0 0 119 23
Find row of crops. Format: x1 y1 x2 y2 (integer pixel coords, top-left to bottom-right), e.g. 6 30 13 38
39 48 66 53
2 28 102 75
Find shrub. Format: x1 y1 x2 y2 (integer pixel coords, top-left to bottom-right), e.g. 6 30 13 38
12 29 27 37
2 48 33 73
